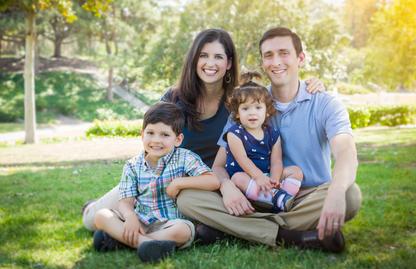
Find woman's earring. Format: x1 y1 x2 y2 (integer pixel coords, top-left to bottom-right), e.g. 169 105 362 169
225 70 231 84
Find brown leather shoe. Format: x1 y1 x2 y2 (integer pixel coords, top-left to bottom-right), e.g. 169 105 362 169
81 198 98 215
195 224 234 245
300 229 345 253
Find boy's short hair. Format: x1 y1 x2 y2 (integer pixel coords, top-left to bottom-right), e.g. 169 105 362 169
142 101 185 136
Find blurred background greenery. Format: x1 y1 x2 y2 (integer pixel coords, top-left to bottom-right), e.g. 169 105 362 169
0 0 415 125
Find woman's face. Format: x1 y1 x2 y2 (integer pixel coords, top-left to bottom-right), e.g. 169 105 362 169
196 40 232 87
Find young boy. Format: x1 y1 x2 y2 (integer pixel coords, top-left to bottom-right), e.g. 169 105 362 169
93 101 220 263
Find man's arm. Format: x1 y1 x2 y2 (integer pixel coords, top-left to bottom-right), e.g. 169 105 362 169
316 133 358 240
212 147 255 216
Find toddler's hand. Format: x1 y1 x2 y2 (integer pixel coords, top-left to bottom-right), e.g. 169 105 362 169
256 175 273 198
272 181 283 190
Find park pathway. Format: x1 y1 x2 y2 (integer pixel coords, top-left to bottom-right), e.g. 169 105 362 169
67 69 150 112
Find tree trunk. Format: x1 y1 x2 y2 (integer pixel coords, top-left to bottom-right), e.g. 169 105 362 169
15 43 19 58
103 19 113 100
24 8 38 144
34 34 40 76
107 68 114 100
53 39 63 57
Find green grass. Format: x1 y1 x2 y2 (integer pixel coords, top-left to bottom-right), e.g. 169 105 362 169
0 71 144 123
1 128 416 268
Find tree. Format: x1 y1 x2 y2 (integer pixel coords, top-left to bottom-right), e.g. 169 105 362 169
0 0 111 144
140 0 349 90
94 0 155 100
0 9 26 58
364 0 416 91
343 0 384 48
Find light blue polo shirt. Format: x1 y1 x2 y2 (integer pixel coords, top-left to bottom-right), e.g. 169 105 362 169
218 79 353 188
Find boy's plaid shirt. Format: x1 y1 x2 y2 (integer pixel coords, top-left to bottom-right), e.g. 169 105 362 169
118 147 211 226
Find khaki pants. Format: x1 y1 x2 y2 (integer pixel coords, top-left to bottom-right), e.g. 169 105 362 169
83 184 120 231
176 182 362 247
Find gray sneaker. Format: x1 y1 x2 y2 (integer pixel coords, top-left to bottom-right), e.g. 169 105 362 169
93 230 129 252
137 240 176 263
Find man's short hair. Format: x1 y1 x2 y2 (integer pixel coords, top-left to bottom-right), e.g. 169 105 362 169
259 27 303 57
142 101 185 136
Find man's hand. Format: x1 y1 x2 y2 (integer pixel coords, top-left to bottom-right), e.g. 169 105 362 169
316 187 346 240
122 214 146 246
220 180 254 216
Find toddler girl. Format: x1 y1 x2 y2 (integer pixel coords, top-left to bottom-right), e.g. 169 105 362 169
224 71 303 213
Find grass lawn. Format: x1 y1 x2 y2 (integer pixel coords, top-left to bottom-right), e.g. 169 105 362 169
1 128 415 268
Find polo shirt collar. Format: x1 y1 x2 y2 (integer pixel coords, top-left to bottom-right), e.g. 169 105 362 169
295 78 312 103
267 78 312 104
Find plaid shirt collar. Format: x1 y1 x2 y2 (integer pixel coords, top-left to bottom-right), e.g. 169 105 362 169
142 148 177 172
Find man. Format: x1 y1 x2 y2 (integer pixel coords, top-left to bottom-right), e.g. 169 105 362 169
177 27 361 252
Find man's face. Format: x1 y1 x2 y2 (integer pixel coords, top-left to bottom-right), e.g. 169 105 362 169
261 36 305 89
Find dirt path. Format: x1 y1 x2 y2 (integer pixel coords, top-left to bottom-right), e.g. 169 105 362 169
0 137 143 166
0 138 143 166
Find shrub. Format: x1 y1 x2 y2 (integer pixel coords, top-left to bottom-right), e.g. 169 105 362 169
328 82 372 95
368 104 416 126
86 119 143 137
347 104 416 129
346 106 371 129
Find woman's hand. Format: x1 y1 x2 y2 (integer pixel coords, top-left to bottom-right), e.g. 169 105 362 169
305 77 325 94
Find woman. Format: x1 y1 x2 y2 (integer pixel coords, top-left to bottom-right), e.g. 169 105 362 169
82 29 323 231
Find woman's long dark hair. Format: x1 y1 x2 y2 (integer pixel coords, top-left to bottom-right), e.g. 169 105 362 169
168 29 239 130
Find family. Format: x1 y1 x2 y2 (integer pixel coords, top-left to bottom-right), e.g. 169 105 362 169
81 27 362 263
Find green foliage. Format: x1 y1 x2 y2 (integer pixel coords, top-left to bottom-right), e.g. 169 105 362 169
363 0 416 90
347 106 371 129
86 119 142 137
347 104 416 129
139 0 350 91
0 72 143 123
367 104 416 127
328 82 372 95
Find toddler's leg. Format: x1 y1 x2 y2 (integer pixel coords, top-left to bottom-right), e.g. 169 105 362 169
281 165 303 197
271 166 303 213
232 172 274 203
231 172 252 194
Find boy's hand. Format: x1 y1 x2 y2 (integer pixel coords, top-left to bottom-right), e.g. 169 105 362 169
166 180 181 199
256 174 274 198
122 215 145 247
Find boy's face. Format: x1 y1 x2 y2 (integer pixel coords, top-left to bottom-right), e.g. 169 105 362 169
141 122 183 162
261 36 305 89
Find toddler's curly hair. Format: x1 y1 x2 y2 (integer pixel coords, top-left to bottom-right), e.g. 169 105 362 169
226 70 277 125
